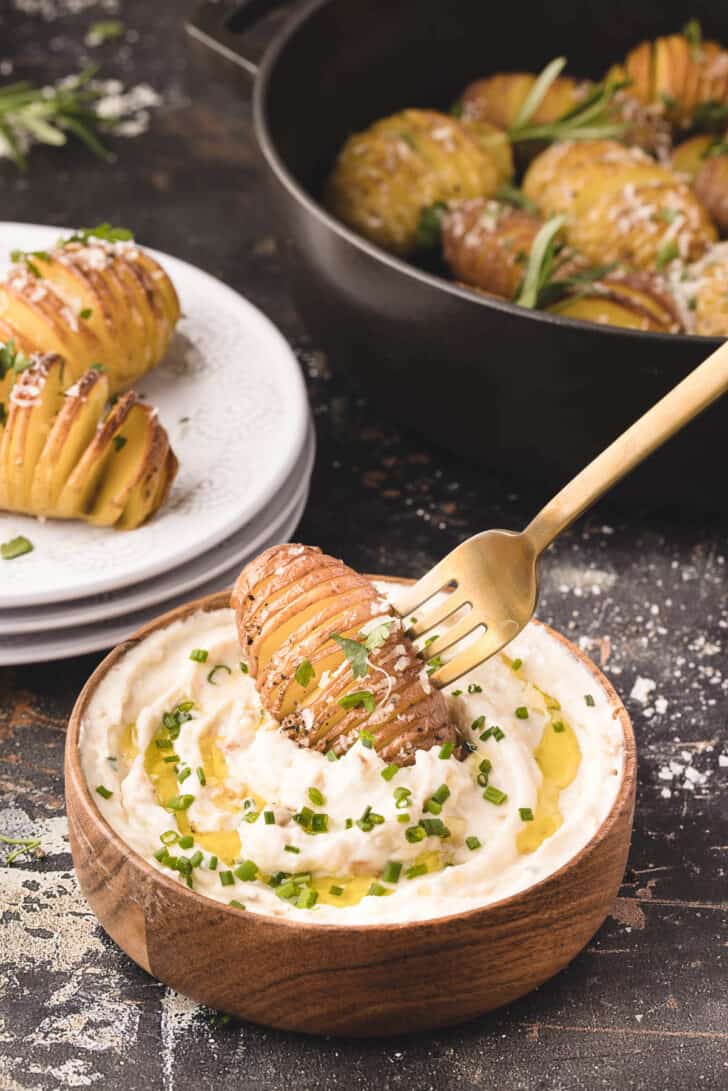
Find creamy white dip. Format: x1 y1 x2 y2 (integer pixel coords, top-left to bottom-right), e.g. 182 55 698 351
80 601 624 924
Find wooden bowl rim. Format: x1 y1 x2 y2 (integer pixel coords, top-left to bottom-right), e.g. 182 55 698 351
66 578 636 935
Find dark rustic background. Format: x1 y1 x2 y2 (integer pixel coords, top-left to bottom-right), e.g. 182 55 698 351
0 2 725 1089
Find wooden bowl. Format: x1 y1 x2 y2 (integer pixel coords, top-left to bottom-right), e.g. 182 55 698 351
65 586 636 1036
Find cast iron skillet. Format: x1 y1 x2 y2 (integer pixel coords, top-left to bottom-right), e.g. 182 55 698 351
188 0 728 512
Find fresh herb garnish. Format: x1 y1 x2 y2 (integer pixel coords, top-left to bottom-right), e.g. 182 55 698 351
207 664 232 685
112 435 126 452
331 633 369 678
465 835 481 850
382 860 402 884
656 239 679 270
96 784 113 799
239 661 249 674
584 693 595 707
682 17 702 56
516 215 566 309
86 19 125 46
381 763 399 781
483 785 508 805
60 223 134 246
307 786 326 806
507 58 625 144
438 741 454 759
552 721 566 733
295 658 315 687
189 648 208 663
414 201 447 249
515 707 529 720
519 807 535 821
0 340 32 379
165 794 194 811
339 690 376 714
495 183 538 213
1 536 33 560
0 833 42 866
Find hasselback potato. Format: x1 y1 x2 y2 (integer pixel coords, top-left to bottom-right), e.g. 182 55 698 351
325 109 503 254
232 544 455 765
459 72 587 131
550 273 682 333
524 140 716 270
607 27 728 131
0 354 177 528
0 232 180 394
677 242 728 335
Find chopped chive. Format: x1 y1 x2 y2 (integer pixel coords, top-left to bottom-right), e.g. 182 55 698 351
243 811 259 824
163 754 179 764
189 851 203 868
154 848 168 863
219 870 234 887
155 737 172 749
515 707 529 719
345 818 353 829
424 798 442 815
196 766 206 786
229 899 246 909
178 767 192 783
189 648 208 662
466 835 481 850
160 830 179 845
296 886 318 909
207 664 232 685
432 784 451 805
381 763 399 781
467 683 482 694
239 661 249 674
263 810 275 825
382 860 402 884
512 658 523 671
439 741 454 759
479 758 492 775
339 690 376 714
329 884 344 896
397 813 411 823
552 721 566 733
1 535 34 561
95 784 113 800
165 794 194 811
326 749 338 762
406 863 428 879
277 881 298 900
178 835 194 849
471 715 485 732
451 689 463 697
367 882 387 897
405 825 426 843
208 855 218 870
519 807 534 821
358 728 376 748
483 785 508 805
311 813 329 833
419 817 451 838
393 786 411 809
307 786 326 806
584 694 595 707
284 844 300 854
235 860 259 880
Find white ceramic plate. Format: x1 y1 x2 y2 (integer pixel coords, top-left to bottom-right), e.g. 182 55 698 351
0 418 314 635
0 484 309 665
0 223 309 609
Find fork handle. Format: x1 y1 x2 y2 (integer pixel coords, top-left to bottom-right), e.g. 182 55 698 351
523 338 728 555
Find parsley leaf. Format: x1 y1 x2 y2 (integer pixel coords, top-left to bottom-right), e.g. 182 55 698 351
339 690 376 713
332 634 369 679
294 659 315 687
363 620 392 652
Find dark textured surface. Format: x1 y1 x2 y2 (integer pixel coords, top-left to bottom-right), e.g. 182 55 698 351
0 2 726 1089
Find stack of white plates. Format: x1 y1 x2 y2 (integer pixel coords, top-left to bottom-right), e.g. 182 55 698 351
0 224 314 665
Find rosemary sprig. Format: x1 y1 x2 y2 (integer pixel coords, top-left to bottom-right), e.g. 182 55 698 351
515 215 565 308
0 66 114 170
0 832 43 865
507 56 626 144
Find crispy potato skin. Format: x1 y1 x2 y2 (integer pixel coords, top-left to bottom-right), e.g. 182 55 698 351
459 72 587 130
524 140 716 271
0 239 180 394
442 199 543 299
325 109 501 255
550 273 682 332
0 355 177 528
609 33 728 131
232 544 455 765
685 246 728 335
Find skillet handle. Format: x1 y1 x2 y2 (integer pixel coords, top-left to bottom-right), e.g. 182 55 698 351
186 0 288 78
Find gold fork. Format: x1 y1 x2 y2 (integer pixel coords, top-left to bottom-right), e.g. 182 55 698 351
396 339 728 687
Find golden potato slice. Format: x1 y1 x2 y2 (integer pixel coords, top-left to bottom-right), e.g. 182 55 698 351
30 367 110 515
54 393 136 519
119 443 178 530
683 244 728 335
442 198 543 299
0 355 67 513
326 109 500 254
694 152 728 234
550 273 682 332
85 403 169 527
522 140 652 216
672 134 716 178
233 545 455 765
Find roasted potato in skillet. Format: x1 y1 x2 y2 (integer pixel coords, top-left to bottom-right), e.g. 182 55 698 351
0 354 177 528
233 544 455 765
458 71 588 132
0 234 180 394
550 273 682 333
325 109 504 255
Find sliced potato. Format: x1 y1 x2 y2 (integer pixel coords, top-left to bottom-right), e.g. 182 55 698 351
459 72 587 131
0 355 67 512
55 393 136 519
86 403 169 527
233 544 455 765
30 367 110 514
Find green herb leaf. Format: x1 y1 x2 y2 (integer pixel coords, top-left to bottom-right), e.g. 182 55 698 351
516 215 566 309
332 633 369 678
414 201 447 249
1 536 33 560
87 19 125 46
60 222 134 246
519 807 534 821
483 785 508 805
495 183 538 213
656 239 679 271
363 620 393 652
189 648 208 662
465 835 481 851
511 56 567 129
96 784 113 799
165 794 195 811
112 435 126 452
307 786 326 806
693 100 728 131
339 690 376 714
294 658 315 687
